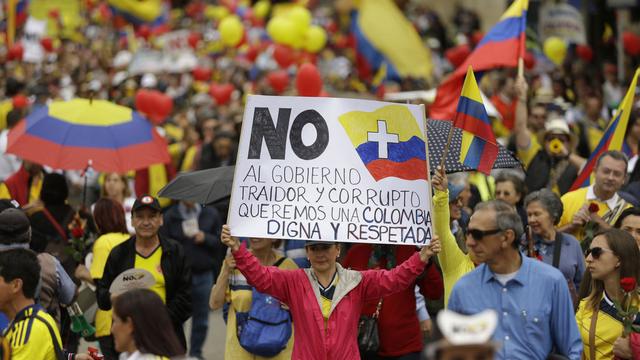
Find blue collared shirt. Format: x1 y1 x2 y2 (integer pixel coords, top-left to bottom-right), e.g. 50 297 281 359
448 256 582 360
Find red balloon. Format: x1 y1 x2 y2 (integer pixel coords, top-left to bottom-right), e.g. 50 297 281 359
135 90 173 124
40 37 54 52
296 63 322 97
523 51 536 70
188 32 202 49
245 45 260 62
7 43 24 61
445 44 471 68
576 44 593 62
623 32 640 56
12 95 28 109
267 71 289 94
192 67 212 82
209 83 235 105
137 24 151 40
273 44 295 68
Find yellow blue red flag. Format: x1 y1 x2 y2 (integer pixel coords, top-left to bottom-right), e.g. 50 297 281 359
569 67 640 191
339 105 428 181
454 67 499 175
430 0 528 120
351 0 432 81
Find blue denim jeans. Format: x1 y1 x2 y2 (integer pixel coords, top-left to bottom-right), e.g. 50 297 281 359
189 271 214 359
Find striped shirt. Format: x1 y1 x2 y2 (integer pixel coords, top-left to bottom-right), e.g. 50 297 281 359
2 304 62 360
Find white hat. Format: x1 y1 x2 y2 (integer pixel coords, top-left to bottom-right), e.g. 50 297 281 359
437 309 498 346
544 118 571 136
141 73 157 88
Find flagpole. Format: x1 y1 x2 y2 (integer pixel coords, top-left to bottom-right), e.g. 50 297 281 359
7 0 16 47
439 113 456 171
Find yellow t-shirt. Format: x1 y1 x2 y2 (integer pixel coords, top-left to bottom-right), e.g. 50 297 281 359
0 101 12 131
90 232 130 337
576 294 640 360
225 255 297 360
3 305 62 360
558 187 631 241
135 246 166 303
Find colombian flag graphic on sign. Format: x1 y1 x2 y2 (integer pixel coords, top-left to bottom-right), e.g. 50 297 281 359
339 105 427 182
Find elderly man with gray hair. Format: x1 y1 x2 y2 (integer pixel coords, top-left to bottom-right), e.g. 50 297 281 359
447 200 582 360
519 189 585 306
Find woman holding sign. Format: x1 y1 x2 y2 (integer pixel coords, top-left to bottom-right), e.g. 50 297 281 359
220 224 441 360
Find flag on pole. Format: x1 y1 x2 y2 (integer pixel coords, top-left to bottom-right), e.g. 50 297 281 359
430 0 528 121
569 68 640 191
454 66 499 175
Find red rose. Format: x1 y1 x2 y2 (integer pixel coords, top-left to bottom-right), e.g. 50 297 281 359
71 226 84 238
588 203 600 213
620 277 637 293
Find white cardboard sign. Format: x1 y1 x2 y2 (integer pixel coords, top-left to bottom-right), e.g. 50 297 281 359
228 95 433 245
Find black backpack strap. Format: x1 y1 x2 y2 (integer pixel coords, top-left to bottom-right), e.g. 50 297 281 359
33 314 64 360
552 232 563 269
273 257 287 268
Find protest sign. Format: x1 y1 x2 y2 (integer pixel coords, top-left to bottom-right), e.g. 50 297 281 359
228 95 433 245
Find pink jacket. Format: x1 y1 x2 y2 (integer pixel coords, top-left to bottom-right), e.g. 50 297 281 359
232 243 427 360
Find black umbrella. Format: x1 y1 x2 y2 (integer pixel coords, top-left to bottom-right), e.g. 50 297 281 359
158 165 235 205
427 119 522 174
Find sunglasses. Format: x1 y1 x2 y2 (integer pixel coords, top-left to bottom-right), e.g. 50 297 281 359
466 228 502 241
306 244 333 251
585 247 614 259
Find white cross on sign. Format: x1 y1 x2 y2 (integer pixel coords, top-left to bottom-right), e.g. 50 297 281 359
367 120 399 159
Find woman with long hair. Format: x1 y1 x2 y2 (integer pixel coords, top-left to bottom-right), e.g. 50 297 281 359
100 172 135 233
75 198 130 359
111 289 185 359
576 229 640 359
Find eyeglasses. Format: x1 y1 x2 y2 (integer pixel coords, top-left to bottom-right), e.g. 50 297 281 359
466 228 503 241
306 244 333 251
585 247 615 259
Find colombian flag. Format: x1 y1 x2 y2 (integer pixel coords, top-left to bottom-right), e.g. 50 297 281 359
430 0 528 121
350 0 432 82
455 67 499 175
569 68 640 191
339 105 428 181
108 0 167 26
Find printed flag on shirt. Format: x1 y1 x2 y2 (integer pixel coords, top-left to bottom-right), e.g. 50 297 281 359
430 0 528 121
569 68 640 191
454 67 499 175
339 105 428 182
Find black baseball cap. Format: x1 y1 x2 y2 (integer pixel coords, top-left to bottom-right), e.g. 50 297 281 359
131 194 162 214
0 208 31 245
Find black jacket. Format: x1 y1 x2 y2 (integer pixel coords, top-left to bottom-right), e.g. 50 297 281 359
162 204 225 274
96 235 192 346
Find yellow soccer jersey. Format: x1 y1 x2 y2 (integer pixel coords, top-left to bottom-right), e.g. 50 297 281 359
3 305 62 360
135 246 166 302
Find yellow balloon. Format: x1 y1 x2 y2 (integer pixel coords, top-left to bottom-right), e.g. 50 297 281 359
205 5 230 20
304 25 327 53
253 0 271 19
288 6 311 33
267 16 297 46
219 16 244 47
543 37 567 66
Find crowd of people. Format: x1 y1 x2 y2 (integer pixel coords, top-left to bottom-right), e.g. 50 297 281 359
2 0 640 360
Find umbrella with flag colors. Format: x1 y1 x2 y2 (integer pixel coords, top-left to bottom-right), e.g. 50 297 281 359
7 98 171 173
